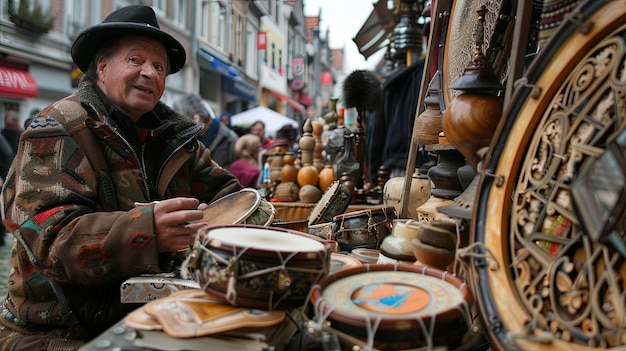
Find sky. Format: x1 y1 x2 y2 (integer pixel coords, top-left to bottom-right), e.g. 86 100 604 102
303 0 386 72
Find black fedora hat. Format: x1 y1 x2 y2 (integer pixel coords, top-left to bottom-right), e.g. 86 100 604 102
71 5 186 74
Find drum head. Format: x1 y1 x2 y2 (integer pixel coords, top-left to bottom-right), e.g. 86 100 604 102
206 226 326 253
309 263 471 349
473 1 626 349
198 188 261 226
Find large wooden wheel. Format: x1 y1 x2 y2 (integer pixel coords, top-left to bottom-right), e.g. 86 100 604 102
472 1 626 350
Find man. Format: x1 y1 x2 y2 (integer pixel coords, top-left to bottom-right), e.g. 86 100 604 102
0 6 241 350
1 110 21 157
250 120 273 150
173 94 239 168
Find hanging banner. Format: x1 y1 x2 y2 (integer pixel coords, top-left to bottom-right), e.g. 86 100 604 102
257 32 267 50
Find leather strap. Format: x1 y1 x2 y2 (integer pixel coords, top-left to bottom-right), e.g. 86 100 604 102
48 280 93 340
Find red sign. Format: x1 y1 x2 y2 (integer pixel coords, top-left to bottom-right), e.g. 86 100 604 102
257 32 267 50
320 71 333 85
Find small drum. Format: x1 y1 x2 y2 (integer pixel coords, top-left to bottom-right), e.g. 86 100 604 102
331 206 397 252
308 263 472 350
198 188 275 226
329 253 363 273
182 224 335 310
307 180 352 227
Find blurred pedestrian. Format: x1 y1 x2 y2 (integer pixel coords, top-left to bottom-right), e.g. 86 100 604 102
1 110 21 156
228 134 261 188
250 120 273 151
276 124 299 153
220 112 232 128
173 94 239 168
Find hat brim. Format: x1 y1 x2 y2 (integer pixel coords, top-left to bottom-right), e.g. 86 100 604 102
71 22 186 74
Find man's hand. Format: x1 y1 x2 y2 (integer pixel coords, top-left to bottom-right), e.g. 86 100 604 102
152 197 203 253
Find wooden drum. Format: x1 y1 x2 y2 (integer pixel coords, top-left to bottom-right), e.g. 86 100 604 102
182 224 335 310
331 206 397 252
308 263 472 350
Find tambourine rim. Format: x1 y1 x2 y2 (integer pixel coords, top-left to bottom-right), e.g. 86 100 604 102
473 1 626 349
199 188 261 225
310 263 471 330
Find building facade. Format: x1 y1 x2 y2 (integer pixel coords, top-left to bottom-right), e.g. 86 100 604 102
0 0 338 130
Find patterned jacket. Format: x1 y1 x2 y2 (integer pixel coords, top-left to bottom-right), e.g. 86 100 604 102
0 77 242 338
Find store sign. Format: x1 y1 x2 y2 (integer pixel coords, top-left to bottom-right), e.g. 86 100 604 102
257 32 267 50
291 78 303 91
292 57 304 76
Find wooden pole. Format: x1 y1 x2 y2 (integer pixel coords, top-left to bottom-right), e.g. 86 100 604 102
399 0 447 218
504 0 532 107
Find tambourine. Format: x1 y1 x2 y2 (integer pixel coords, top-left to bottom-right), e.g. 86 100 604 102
472 1 626 349
182 224 335 310
197 188 275 226
331 206 397 252
308 263 472 350
307 180 352 227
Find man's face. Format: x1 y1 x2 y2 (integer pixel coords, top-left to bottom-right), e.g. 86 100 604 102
250 123 265 140
97 36 168 121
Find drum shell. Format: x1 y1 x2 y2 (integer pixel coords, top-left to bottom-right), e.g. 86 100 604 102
331 206 396 251
190 224 335 310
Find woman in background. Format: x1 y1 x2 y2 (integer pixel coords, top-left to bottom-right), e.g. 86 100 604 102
228 134 262 188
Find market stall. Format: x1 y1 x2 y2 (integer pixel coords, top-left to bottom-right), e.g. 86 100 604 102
79 0 626 350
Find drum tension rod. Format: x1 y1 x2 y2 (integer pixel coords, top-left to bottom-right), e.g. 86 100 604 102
565 11 592 35
513 78 542 99
483 171 504 187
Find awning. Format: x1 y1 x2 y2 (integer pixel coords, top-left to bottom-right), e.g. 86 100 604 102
223 76 256 102
199 50 256 102
0 66 38 99
267 90 306 116
353 0 396 59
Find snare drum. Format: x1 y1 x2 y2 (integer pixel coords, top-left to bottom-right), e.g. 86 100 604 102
197 188 276 226
331 206 397 252
308 263 472 350
182 224 335 310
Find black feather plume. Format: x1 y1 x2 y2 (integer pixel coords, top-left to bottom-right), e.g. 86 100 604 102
342 70 382 114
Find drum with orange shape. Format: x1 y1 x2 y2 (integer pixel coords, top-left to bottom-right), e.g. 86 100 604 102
308 263 473 350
